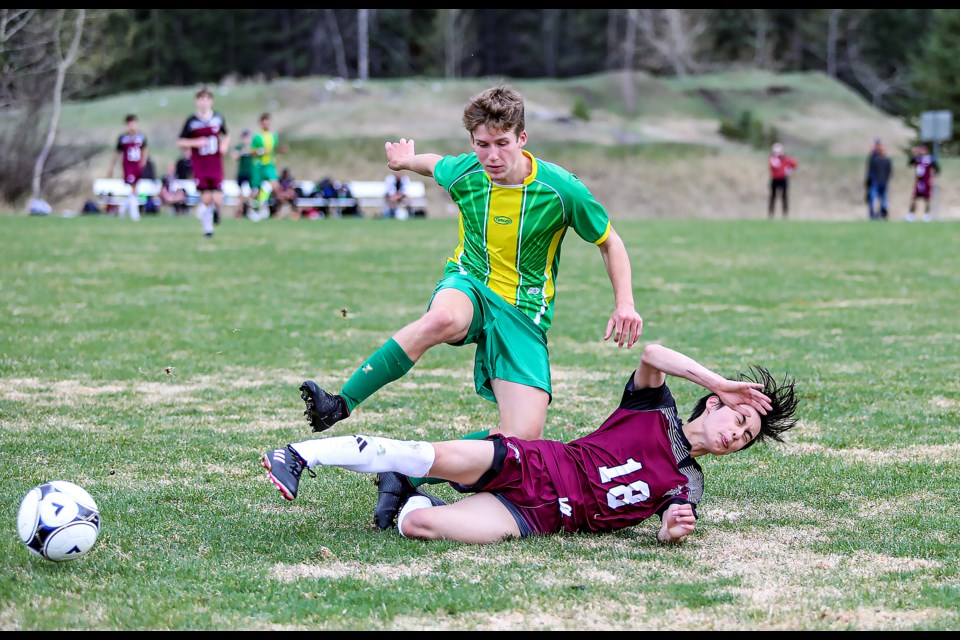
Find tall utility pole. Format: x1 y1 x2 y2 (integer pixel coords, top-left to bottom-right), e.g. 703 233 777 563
357 9 369 81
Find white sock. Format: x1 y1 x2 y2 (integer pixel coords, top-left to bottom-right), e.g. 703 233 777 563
397 495 434 537
199 204 214 234
128 194 140 221
290 435 435 477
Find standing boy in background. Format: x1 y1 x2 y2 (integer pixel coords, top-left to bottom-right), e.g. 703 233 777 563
106 114 148 221
906 143 940 222
177 87 229 238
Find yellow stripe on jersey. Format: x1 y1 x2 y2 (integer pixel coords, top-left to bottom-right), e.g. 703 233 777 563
542 226 566 311
486 185 524 305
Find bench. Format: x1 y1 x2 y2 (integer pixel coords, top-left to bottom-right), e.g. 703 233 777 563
293 180 428 218
92 178 427 218
93 178 245 214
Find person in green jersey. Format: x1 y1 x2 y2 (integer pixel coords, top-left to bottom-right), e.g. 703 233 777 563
299 85 643 529
231 129 254 218
250 112 287 218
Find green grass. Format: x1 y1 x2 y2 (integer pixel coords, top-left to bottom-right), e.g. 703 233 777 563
1 214 958 630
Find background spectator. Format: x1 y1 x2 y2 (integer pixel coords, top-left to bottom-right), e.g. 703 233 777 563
383 170 411 219
865 138 892 220
768 142 798 219
159 162 188 215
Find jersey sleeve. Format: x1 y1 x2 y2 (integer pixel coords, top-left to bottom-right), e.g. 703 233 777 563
561 173 611 245
179 118 193 140
115 136 124 152
433 153 478 191
618 378 677 413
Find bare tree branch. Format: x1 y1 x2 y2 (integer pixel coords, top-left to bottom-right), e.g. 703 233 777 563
32 9 85 201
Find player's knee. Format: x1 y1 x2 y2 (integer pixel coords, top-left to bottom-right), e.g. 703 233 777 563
418 307 467 342
398 507 443 540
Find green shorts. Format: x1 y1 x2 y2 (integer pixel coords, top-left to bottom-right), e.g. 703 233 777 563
252 163 278 186
431 272 552 404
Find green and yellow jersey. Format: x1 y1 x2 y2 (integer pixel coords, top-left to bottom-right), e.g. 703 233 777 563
433 149 612 333
251 130 278 167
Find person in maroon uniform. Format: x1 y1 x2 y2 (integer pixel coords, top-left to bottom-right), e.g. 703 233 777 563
261 343 799 545
906 144 941 222
106 114 149 220
768 142 798 219
177 87 229 237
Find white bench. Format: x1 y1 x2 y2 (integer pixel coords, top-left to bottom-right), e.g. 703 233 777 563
93 178 244 213
293 180 427 217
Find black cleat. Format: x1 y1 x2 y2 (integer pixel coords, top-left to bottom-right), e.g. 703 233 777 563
373 472 445 530
262 445 314 501
299 380 349 433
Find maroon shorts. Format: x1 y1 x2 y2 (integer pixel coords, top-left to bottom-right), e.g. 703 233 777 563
195 175 222 192
451 435 563 536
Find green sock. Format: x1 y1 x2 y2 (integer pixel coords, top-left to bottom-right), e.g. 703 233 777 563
256 189 269 207
410 428 490 488
340 338 414 413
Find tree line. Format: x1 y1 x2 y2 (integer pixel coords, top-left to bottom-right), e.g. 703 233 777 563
3 9 960 207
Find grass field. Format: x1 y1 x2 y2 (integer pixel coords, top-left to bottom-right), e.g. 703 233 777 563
1 214 958 630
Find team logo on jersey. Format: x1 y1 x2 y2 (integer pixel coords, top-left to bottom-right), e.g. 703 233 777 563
507 442 521 461
558 497 572 517
526 287 541 295
493 216 512 225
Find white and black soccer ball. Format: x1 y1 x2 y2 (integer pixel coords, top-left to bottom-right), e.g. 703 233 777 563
17 480 101 562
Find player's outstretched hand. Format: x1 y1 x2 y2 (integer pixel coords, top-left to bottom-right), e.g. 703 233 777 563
604 304 643 349
385 138 415 171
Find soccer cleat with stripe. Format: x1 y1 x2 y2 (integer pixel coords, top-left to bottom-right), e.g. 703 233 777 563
262 445 314 501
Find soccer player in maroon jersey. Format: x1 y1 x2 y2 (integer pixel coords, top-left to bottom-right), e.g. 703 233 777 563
906 144 941 222
262 343 799 544
106 114 149 221
177 87 230 237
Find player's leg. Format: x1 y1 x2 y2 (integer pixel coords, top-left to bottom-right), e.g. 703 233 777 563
398 492 521 543
408 300 550 494
490 381 549 440
300 286 476 433
128 179 141 221
262 436 494 501
781 179 789 217
199 188 215 237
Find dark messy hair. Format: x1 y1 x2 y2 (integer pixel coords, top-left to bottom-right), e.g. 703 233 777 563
125 114 137 123
687 365 799 450
462 85 525 138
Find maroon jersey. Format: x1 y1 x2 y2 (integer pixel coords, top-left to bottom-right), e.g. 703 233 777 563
116 133 147 185
910 154 937 197
469 381 703 535
179 112 227 190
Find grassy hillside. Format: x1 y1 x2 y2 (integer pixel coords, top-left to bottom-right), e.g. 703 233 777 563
47 71 953 221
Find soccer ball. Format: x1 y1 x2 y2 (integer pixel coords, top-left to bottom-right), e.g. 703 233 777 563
17 480 101 562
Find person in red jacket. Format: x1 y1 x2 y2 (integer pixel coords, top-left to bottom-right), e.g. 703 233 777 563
768 142 798 218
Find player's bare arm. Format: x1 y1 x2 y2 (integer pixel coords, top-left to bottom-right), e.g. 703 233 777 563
597 227 643 348
636 344 772 416
385 138 442 177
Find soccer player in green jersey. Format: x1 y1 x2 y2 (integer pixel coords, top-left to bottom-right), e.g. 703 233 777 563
250 112 286 218
299 85 643 529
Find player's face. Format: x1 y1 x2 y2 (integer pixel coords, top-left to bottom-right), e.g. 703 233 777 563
702 400 761 456
470 124 528 185
196 94 213 112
